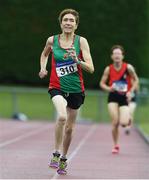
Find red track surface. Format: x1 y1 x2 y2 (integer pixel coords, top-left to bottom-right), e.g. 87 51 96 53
0 119 149 179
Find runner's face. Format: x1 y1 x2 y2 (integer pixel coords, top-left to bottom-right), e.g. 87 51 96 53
111 48 124 63
61 14 77 33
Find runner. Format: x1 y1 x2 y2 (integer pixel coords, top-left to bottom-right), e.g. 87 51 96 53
100 45 139 154
39 8 94 174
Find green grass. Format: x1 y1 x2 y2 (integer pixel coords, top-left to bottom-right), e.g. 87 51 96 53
17 93 55 120
135 103 149 124
139 123 149 135
0 89 110 122
0 92 12 117
134 103 149 136
81 93 110 123
0 91 55 120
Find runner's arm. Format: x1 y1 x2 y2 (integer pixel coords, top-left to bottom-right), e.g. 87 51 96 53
79 37 94 73
39 36 53 78
100 66 113 92
126 64 139 101
127 64 139 93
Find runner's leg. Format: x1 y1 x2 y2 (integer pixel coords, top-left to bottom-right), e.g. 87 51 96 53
52 95 67 151
108 103 119 147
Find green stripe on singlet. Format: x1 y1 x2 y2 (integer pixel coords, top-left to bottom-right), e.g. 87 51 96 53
53 35 83 93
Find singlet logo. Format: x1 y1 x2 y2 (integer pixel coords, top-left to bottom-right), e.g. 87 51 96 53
63 53 69 60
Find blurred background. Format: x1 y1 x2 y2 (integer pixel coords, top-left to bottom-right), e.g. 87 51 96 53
0 0 149 134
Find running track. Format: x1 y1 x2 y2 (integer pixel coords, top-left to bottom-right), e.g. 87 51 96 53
0 119 149 179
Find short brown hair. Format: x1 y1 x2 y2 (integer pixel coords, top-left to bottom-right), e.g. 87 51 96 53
58 8 79 25
111 45 125 55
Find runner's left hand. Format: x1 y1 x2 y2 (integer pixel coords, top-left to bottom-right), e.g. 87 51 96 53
67 46 79 63
126 91 132 102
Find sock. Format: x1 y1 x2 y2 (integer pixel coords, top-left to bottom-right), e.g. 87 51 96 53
53 151 60 157
60 155 67 161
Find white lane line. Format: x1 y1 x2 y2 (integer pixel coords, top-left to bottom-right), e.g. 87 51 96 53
0 125 50 148
51 124 97 179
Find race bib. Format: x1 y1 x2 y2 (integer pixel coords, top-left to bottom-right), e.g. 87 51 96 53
56 61 78 77
112 80 128 92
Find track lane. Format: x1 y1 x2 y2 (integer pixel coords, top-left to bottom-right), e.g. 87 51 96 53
0 119 149 179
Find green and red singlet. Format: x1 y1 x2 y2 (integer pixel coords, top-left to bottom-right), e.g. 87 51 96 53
49 34 84 93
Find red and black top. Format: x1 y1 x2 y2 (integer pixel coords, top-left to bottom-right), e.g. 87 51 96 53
109 62 131 93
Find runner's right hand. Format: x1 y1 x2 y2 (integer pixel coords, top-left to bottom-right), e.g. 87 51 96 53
39 70 48 78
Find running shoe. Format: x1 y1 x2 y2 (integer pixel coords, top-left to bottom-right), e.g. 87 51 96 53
125 129 130 135
48 153 60 169
112 145 120 154
57 158 67 175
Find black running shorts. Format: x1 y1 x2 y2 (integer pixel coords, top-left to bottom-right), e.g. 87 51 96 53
48 88 85 109
108 92 128 106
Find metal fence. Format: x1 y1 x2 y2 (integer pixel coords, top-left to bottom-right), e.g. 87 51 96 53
0 78 149 123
